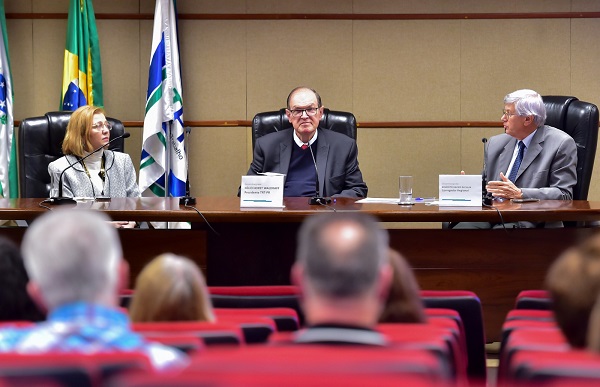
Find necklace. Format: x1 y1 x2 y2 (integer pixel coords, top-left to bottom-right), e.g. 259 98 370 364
81 153 106 196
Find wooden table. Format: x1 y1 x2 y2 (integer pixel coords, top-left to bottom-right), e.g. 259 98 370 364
2 197 599 341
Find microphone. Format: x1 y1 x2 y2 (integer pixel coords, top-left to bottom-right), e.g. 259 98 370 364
51 132 131 205
179 126 196 205
307 142 331 205
481 137 493 206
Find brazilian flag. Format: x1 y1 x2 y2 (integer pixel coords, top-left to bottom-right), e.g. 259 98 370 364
60 0 103 110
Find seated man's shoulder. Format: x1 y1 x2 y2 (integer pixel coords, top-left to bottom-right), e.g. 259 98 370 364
0 326 34 351
258 128 294 142
544 125 576 141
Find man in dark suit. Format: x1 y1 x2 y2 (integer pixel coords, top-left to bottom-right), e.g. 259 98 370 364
245 87 367 198
456 89 577 229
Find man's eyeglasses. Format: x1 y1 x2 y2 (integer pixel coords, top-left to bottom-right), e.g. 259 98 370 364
91 121 113 131
502 110 519 118
288 107 320 117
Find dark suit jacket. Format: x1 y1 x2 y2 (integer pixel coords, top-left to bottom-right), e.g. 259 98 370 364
486 125 577 200
246 128 368 198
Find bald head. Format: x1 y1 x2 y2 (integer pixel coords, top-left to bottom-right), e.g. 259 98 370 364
296 213 388 298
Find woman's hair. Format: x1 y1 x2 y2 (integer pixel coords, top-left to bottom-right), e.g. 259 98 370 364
546 233 600 348
0 236 44 321
62 105 105 157
379 248 426 323
129 253 214 323
587 294 600 352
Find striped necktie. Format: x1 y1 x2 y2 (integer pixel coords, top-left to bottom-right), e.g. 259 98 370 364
508 141 525 183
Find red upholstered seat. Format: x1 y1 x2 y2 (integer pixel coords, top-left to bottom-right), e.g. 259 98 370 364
499 325 568 381
132 321 245 346
420 290 486 379
214 307 300 331
515 290 552 310
186 345 452 383
112 370 446 387
508 349 600 383
212 315 276 343
505 309 555 323
0 352 152 386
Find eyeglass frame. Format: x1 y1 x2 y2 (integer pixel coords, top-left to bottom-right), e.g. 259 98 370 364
287 106 322 117
91 121 113 131
502 110 520 119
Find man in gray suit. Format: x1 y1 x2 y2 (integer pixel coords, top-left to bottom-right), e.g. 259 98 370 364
245 87 367 198
456 89 577 229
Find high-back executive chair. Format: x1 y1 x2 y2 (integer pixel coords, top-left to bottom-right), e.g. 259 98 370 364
542 96 599 202
251 108 357 149
19 111 125 198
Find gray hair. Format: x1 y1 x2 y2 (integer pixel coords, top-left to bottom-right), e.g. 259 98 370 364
21 209 122 309
504 89 546 127
296 212 389 298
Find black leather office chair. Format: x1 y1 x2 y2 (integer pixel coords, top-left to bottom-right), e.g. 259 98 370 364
18 111 125 198
542 96 599 201
251 108 357 149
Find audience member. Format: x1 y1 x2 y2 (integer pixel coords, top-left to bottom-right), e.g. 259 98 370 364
586 294 600 353
0 210 187 370
546 233 600 347
291 212 391 345
379 248 426 324
0 236 44 322
243 86 367 198
129 253 214 323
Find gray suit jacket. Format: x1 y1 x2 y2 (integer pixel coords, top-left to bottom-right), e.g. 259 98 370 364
48 150 140 198
246 128 368 198
486 125 577 200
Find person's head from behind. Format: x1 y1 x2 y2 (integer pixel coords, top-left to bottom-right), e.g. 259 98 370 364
502 89 546 140
129 253 214 323
62 105 112 157
545 233 600 347
21 209 126 312
0 236 44 321
379 248 426 324
293 212 391 327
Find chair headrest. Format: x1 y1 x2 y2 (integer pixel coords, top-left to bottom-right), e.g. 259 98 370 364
251 108 357 149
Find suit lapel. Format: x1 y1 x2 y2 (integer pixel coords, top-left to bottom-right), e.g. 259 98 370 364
279 137 292 176
498 138 516 177
316 130 329 197
516 127 544 180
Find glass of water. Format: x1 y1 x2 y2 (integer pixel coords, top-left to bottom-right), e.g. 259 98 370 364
399 176 413 205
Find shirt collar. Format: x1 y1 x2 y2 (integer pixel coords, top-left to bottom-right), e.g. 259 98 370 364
520 128 537 149
293 129 318 148
48 301 129 327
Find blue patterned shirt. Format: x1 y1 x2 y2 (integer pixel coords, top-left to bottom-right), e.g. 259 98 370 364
0 302 187 370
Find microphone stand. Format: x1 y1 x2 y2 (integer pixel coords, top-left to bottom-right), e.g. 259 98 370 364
51 132 131 205
179 126 196 205
307 143 332 205
482 138 493 206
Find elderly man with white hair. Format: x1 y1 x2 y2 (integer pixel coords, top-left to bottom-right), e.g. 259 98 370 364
0 209 187 370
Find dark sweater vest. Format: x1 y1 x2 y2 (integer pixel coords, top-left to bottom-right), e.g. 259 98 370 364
284 141 317 197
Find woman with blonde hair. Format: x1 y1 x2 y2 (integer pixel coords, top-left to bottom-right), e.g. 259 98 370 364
48 106 139 227
129 254 215 323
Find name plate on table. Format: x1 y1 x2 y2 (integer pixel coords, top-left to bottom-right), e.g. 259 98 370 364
240 173 285 208
439 174 481 207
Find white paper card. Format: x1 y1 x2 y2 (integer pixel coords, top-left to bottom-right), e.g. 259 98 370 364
240 174 285 208
438 175 481 207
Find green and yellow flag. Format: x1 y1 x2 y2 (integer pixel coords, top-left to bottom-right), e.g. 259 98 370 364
60 0 103 110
